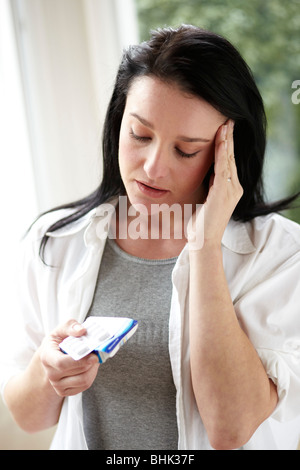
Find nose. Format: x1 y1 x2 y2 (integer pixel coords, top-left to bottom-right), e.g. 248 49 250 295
143 145 170 180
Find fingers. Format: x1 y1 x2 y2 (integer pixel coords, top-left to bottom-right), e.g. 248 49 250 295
52 319 87 342
188 119 243 250
226 127 236 184
226 119 235 163
225 122 243 199
40 319 100 397
215 121 235 179
215 120 233 180
43 350 99 397
43 319 87 367
213 120 243 201
49 355 100 397
226 120 239 183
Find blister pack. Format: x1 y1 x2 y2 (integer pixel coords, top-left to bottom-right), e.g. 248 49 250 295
59 317 138 363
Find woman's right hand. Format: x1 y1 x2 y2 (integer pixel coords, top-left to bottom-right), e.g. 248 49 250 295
40 319 99 397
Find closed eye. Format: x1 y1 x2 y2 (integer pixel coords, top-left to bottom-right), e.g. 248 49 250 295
130 129 200 158
175 147 200 158
129 129 151 142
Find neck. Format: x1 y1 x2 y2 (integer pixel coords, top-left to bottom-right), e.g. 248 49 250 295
111 200 189 259
115 200 192 242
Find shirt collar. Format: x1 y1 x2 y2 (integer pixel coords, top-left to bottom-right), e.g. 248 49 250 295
46 199 118 246
222 218 256 254
45 210 94 238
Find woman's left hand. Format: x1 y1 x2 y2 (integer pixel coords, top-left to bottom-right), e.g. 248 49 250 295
187 119 243 250
187 121 278 449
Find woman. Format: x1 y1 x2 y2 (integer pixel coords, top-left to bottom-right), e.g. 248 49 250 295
1 25 300 450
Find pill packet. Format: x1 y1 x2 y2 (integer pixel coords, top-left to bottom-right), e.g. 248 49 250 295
59 317 138 363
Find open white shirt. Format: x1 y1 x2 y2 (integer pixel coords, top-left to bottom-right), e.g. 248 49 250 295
1 202 300 450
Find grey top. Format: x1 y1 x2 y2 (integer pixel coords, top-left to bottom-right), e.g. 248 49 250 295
82 237 178 450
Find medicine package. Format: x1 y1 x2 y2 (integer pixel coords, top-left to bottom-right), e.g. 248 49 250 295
59 317 138 363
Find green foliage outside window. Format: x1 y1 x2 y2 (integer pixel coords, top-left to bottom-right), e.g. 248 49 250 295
135 0 300 223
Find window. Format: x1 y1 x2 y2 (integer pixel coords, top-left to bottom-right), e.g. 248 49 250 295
0 0 37 300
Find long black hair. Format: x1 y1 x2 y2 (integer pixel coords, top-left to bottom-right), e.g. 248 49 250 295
38 25 299 260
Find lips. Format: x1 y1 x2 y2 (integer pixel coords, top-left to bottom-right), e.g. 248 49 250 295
136 180 169 198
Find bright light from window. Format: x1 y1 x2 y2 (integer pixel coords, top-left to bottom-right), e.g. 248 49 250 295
0 0 37 323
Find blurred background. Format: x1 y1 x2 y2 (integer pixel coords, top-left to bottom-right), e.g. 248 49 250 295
0 0 299 450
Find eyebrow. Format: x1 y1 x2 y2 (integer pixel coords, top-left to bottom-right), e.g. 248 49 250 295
129 112 211 143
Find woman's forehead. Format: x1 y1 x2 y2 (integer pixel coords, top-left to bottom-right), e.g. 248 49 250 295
125 76 226 137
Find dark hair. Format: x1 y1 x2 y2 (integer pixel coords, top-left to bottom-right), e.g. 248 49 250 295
38 24 299 260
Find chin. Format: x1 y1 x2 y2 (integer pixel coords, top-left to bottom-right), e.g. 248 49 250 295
130 200 150 216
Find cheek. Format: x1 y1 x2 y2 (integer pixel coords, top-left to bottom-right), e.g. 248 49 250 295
196 145 215 181
175 163 210 205
186 168 207 191
118 133 139 174
185 150 214 189
204 140 215 166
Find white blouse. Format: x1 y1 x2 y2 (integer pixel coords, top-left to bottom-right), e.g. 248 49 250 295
1 202 300 450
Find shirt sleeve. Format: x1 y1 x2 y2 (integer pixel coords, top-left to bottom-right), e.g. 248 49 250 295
0 207 91 400
235 248 300 422
0 222 46 399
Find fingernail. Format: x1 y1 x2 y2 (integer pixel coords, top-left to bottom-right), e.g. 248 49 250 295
229 119 235 129
72 323 83 332
88 354 98 363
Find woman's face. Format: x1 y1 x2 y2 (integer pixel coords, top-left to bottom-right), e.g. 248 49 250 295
119 76 226 214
